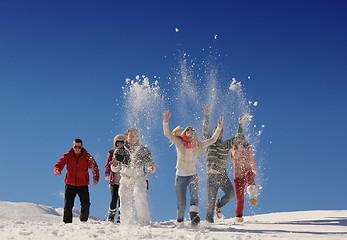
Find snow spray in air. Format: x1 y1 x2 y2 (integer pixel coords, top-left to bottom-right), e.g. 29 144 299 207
170 47 266 218
121 75 165 150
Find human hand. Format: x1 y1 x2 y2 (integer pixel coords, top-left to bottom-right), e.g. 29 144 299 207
203 104 210 116
55 170 62 176
218 116 224 127
93 180 99 186
163 110 171 122
105 173 110 181
239 113 249 124
109 158 119 167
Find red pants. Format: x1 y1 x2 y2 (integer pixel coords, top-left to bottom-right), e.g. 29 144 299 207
234 170 256 217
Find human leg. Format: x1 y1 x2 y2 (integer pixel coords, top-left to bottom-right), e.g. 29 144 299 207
108 184 117 222
206 174 218 223
175 175 188 222
189 174 200 226
77 186 91 222
115 184 121 223
109 184 118 210
217 173 235 208
134 179 150 225
234 177 246 218
119 183 134 224
63 184 77 223
246 170 258 205
245 170 256 186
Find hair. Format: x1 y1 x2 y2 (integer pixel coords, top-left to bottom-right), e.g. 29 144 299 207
73 138 83 145
172 126 182 137
126 128 139 136
113 134 126 147
172 125 198 140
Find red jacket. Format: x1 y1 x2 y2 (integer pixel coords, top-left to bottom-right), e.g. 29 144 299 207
54 148 100 186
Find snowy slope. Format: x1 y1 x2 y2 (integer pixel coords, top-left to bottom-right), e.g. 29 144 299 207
0 201 346 240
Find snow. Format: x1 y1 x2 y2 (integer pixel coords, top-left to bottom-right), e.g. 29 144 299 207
1 201 346 240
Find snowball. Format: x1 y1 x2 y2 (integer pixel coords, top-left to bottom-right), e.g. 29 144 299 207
253 101 258 106
175 28 179 32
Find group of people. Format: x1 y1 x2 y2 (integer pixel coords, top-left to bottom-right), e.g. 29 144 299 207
53 105 259 226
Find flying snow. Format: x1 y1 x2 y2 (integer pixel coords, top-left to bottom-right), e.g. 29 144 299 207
229 78 242 92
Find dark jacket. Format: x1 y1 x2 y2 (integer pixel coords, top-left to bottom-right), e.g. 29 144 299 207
104 149 121 185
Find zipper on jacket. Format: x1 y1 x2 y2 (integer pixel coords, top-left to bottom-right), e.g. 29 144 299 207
75 156 78 186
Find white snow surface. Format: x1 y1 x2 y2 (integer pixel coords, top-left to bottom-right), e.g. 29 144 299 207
0 201 346 240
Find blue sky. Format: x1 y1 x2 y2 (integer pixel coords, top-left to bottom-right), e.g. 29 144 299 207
0 0 346 222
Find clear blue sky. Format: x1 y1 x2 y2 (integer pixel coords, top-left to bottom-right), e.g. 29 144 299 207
0 0 346 222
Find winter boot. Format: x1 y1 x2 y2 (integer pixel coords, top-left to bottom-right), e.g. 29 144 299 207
233 216 244 224
215 204 223 219
247 185 259 206
107 208 116 222
190 212 200 227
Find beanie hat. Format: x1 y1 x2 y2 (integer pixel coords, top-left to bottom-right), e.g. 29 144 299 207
113 134 126 145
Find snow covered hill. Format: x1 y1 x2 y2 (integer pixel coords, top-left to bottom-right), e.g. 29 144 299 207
0 201 346 240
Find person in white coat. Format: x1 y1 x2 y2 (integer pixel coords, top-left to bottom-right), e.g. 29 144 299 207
163 110 224 227
110 128 155 226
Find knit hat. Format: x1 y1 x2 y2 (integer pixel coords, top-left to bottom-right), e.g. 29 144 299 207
113 134 126 145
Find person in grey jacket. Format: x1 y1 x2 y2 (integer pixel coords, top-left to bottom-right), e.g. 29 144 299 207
163 110 223 227
203 105 236 223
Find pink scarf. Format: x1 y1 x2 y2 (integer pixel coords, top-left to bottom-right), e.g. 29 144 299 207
181 135 195 149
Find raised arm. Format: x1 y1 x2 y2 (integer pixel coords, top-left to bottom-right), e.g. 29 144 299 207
202 104 211 139
237 113 249 134
163 110 184 146
200 116 224 148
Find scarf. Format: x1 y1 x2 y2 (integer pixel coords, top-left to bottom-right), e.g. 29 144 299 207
181 135 195 149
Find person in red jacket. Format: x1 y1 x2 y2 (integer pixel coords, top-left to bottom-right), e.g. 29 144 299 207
54 138 100 223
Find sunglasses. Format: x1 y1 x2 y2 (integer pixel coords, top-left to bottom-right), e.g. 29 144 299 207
186 127 195 132
73 145 82 149
116 141 124 144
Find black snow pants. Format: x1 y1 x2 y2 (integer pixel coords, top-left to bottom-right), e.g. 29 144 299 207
63 184 91 223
